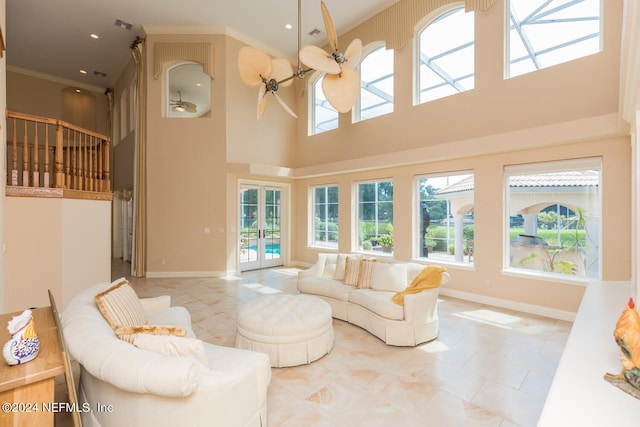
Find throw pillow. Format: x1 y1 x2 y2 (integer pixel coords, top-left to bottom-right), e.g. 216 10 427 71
343 256 361 286
333 254 349 281
95 278 147 330
370 262 407 292
134 333 209 367
114 325 188 344
356 259 377 289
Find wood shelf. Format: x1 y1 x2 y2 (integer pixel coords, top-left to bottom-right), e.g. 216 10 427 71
0 307 65 426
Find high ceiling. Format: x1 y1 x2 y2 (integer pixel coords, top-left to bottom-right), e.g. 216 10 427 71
5 0 398 90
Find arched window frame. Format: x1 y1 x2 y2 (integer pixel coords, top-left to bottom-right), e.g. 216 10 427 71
414 4 475 105
353 42 394 124
308 71 339 136
506 0 602 78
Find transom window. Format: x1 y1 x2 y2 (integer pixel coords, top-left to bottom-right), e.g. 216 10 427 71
507 0 602 78
354 44 394 123
310 74 338 135
357 180 394 254
416 6 475 104
311 185 339 249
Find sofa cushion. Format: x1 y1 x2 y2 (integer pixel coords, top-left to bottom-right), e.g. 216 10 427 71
356 259 377 289
95 278 147 329
297 276 353 301
348 289 404 320
370 262 407 292
134 334 209 367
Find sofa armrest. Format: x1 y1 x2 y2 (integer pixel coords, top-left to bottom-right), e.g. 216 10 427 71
403 289 439 323
298 254 328 279
140 295 171 315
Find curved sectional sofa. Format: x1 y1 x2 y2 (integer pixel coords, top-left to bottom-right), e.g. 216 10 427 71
297 253 450 346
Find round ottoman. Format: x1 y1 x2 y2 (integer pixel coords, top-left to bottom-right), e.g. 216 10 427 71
235 294 334 368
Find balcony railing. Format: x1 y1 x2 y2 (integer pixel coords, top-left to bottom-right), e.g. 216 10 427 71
6 110 111 198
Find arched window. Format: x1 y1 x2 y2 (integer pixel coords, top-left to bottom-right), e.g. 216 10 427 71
166 62 211 118
310 73 339 135
416 6 475 104
507 0 601 78
354 44 394 123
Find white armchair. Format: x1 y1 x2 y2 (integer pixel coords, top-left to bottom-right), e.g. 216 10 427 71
61 282 270 427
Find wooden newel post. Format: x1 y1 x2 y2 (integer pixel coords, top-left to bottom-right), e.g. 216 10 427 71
102 139 111 192
54 121 65 189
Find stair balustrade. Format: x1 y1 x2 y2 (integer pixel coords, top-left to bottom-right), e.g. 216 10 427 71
6 110 111 198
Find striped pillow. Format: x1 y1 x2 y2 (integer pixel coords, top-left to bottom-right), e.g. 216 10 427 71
356 259 377 289
95 278 147 330
343 256 361 286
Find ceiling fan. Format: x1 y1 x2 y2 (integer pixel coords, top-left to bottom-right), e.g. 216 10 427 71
237 0 363 119
170 91 197 113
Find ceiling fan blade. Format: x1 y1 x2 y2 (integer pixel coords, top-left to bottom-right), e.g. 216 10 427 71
257 85 267 119
320 1 338 53
271 58 294 87
238 46 272 87
322 67 360 113
272 92 298 118
343 38 363 69
183 102 197 113
299 45 341 74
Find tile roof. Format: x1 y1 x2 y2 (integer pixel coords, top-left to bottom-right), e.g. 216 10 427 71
435 170 598 195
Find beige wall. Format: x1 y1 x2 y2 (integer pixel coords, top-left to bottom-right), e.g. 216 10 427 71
5 197 111 312
144 34 230 276
6 70 109 135
293 0 622 169
288 0 629 317
293 136 631 316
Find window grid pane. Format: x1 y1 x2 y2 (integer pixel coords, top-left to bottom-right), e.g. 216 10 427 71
506 165 600 279
417 173 474 264
312 185 339 248
312 75 338 134
358 46 394 122
507 0 601 78
417 6 475 104
357 181 394 254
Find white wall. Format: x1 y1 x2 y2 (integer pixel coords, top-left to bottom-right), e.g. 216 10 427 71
5 196 111 312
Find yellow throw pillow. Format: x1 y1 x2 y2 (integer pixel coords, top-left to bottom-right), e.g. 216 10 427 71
95 278 147 329
114 325 188 344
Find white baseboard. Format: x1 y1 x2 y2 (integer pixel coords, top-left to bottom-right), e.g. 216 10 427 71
439 288 576 322
145 270 226 278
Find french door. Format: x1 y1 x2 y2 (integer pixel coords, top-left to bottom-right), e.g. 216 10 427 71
239 185 284 271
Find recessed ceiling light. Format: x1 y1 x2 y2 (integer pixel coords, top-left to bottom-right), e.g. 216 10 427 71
285 24 293 30
80 69 87 74
75 89 81 93
196 83 201 87
90 33 99 39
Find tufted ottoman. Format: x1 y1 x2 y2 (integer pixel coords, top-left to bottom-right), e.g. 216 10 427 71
235 294 334 368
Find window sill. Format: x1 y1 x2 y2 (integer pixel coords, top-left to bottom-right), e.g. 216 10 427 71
501 268 590 287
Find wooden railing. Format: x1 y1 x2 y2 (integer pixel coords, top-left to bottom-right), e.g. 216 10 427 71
6 111 111 196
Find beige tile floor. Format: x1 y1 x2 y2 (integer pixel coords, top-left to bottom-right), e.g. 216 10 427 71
60 260 572 427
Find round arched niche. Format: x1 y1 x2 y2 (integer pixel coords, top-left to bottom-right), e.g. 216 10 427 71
62 87 97 130
166 62 211 118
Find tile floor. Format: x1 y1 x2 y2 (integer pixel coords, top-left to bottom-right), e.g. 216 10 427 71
60 260 572 427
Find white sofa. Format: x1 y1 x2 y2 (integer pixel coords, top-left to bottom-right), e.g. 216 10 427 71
297 253 450 346
61 282 271 427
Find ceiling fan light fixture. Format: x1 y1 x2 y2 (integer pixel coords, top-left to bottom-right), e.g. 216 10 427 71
173 105 186 112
